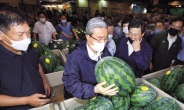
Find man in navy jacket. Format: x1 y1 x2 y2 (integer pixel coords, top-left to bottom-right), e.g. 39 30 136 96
62 17 118 99
115 20 152 78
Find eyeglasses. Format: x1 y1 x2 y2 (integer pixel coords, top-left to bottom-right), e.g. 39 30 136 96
89 35 108 43
170 24 182 30
128 33 139 37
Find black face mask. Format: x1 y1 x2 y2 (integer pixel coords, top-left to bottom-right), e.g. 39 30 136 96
128 37 133 44
169 27 180 36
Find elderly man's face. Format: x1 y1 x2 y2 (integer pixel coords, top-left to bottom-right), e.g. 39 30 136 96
86 28 108 45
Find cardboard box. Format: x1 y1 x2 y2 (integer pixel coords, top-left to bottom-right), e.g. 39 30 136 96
59 78 184 110
62 48 69 56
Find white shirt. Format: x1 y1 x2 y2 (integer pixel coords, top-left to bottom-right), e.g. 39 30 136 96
127 40 134 56
105 39 116 56
86 44 100 61
33 21 56 45
167 34 177 50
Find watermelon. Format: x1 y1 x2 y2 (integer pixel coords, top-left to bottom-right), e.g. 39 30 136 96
94 56 135 96
53 65 64 72
111 95 130 110
75 96 113 110
129 107 143 110
147 78 161 88
161 67 183 93
156 75 163 82
144 97 180 110
169 93 178 100
32 41 46 56
175 84 184 103
39 54 57 74
130 84 156 107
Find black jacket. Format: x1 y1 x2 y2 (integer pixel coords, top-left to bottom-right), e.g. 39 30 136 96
150 30 182 71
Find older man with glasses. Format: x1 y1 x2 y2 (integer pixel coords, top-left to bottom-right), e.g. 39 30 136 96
150 17 183 72
62 17 118 100
115 20 152 78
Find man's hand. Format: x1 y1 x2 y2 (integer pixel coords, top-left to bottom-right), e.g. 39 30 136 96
43 81 51 97
132 39 141 52
94 82 118 96
26 94 50 107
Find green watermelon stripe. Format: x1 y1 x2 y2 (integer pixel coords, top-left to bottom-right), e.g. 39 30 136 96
105 61 133 95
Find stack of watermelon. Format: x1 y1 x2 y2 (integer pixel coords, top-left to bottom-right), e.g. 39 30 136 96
32 41 64 74
146 66 184 103
75 56 181 110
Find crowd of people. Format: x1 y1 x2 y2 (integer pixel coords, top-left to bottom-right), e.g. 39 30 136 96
0 5 184 110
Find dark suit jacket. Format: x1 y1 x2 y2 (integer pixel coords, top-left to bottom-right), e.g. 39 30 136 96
150 30 182 71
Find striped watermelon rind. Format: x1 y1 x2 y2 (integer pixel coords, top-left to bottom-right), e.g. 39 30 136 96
130 84 156 107
95 56 135 97
175 84 184 103
147 78 161 89
144 97 180 110
161 68 183 93
111 95 130 110
75 96 114 110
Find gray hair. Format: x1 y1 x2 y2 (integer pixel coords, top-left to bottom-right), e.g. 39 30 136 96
85 17 107 35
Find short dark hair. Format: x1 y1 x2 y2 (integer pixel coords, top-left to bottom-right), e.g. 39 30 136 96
128 20 145 33
122 17 132 25
0 6 28 34
104 19 114 27
155 19 164 26
37 11 46 17
169 17 184 27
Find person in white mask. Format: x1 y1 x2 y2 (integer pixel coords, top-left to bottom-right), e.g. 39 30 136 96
0 7 50 109
122 17 132 38
58 14 79 41
146 20 164 44
104 19 116 56
62 17 118 100
33 11 56 45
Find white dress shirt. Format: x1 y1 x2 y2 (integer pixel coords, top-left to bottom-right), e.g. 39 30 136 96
127 40 134 56
167 34 177 50
105 39 116 56
86 44 100 61
33 21 56 45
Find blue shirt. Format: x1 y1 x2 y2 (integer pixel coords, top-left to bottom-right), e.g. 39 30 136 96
115 37 152 77
177 35 184 61
62 40 111 99
105 39 116 56
114 26 123 39
58 23 73 41
0 44 44 110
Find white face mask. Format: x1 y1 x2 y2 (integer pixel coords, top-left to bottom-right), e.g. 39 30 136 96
62 20 67 23
40 18 46 23
90 41 105 53
123 27 129 34
1 32 31 51
108 34 113 41
118 23 121 26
